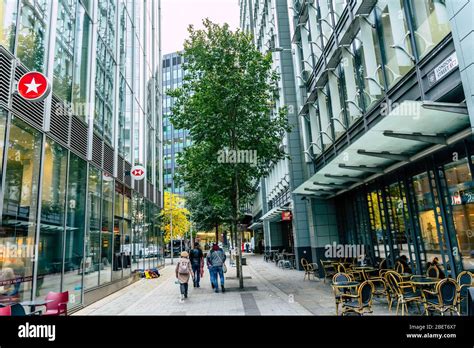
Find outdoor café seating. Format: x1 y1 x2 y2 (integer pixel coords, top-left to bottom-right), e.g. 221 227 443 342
42 291 69 316
340 280 375 315
0 305 11 316
384 271 423 315
331 272 355 315
320 260 336 283
457 271 473 314
301 258 318 281
422 278 460 316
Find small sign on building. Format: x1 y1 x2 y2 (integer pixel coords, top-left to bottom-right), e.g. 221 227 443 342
282 211 292 221
131 165 146 180
428 52 458 87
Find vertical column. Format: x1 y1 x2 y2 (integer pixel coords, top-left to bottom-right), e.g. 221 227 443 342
446 0 474 128
275 0 311 269
308 197 339 276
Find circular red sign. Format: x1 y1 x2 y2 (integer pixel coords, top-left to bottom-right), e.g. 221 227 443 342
131 165 146 180
17 71 51 102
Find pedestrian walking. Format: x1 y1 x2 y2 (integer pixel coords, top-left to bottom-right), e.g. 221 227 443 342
189 242 203 288
206 243 226 293
175 251 194 301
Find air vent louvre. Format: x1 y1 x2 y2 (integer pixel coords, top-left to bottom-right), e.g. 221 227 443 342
0 50 12 106
92 134 103 167
103 143 114 175
117 155 124 183
70 116 88 159
49 96 71 145
124 162 132 187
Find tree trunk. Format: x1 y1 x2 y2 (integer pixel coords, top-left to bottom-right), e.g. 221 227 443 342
235 171 244 289
215 223 219 244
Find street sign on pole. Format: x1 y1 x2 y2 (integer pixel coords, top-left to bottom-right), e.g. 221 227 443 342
131 165 146 180
17 71 51 102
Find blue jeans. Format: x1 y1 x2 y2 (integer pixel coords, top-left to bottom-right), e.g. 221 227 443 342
210 266 224 290
192 263 200 286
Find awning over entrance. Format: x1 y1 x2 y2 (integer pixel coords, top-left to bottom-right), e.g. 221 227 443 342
260 206 286 222
248 222 263 230
294 101 471 198
259 201 293 222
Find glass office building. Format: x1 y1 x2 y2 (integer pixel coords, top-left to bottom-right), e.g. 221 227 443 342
0 0 163 310
162 52 191 196
290 0 474 277
240 0 311 263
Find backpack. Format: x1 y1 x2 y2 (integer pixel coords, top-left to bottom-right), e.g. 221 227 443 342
178 259 190 274
191 249 201 263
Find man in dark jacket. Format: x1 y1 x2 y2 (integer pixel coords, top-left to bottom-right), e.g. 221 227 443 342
206 243 226 293
189 242 203 287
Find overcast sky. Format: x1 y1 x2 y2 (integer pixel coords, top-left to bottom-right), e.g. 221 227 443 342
161 0 241 55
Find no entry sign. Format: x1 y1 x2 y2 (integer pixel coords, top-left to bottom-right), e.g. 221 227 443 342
131 165 146 180
17 71 51 102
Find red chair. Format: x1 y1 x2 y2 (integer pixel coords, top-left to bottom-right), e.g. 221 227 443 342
0 305 12 316
43 291 69 316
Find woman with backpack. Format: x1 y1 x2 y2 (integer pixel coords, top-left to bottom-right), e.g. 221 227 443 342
175 251 194 301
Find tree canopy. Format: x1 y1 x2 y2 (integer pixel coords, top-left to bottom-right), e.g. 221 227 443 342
169 20 291 287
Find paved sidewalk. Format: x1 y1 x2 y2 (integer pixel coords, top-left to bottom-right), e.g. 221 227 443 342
74 254 393 316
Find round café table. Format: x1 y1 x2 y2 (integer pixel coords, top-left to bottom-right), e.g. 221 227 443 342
410 277 439 286
20 299 54 313
332 281 360 290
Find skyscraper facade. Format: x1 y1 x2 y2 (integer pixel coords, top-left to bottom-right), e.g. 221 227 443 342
240 0 312 265
244 0 474 275
0 0 163 310
162 51 191 196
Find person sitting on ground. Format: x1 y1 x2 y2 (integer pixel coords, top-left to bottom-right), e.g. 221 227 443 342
175 251 194 301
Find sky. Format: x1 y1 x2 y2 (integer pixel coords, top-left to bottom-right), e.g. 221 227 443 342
161 0 241 54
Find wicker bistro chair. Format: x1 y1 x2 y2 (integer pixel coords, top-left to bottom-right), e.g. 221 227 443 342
422 278 460 316
362 269 390 305
337 263 363 281
395 261 405 274
457 271 473 314
427 265 440 278
384 271 423 316
341 280 375 315
331 273 354 315
320 260 336 283
301 258 318 281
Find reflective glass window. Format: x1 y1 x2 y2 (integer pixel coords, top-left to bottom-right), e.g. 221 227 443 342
84 166 101 289
72 3 92 121
376 0 414 88
36 138 68 299
355 15 385 110
410 0 451 58
1 116 42 303
63 153 87 305
446 158 474 271
17 0 49 72
53 0 76 102
0 0 18 52
99 176 113 284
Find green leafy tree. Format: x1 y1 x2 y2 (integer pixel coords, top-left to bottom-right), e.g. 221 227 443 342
185 189 232 241
170 20 291 288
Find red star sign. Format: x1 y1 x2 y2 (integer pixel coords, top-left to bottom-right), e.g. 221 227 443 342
17 71 51 102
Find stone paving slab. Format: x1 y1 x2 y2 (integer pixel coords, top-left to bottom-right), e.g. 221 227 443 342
74 254 397 316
